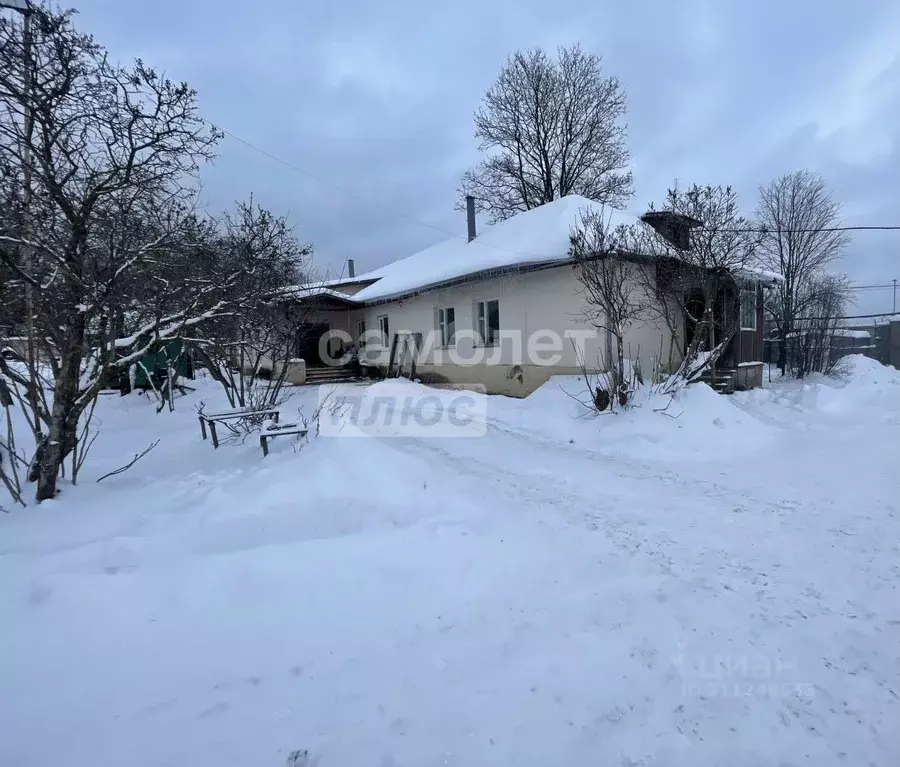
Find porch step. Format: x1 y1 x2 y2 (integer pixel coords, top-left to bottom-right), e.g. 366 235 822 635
699 368 736 394
303 366 357 384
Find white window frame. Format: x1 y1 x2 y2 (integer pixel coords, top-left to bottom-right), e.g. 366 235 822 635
475 299 500 345
377 315 390 346
436 306 456 347
740 287 757 331
357 319 366 347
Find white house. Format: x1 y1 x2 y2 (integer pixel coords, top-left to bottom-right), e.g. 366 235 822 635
284 195 777 396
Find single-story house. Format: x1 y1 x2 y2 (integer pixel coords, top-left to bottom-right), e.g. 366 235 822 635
282 195 780 396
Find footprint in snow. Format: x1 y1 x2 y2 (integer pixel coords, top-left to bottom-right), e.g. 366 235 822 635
198 700 229 718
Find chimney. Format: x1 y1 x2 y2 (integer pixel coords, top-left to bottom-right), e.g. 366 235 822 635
347 258 355 278
465 195 477 242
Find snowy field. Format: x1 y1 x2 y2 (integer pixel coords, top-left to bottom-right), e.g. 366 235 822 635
1 356 898 766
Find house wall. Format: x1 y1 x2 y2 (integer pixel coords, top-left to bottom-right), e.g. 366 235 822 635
248 307 355 377
725 281 765 368
734 330 763 363
351 262 684 396
309 308 355 341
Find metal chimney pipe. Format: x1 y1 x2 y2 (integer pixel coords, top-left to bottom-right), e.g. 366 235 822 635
347 258 355 278
465 195 476 242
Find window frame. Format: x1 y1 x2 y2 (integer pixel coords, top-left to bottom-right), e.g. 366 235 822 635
740 286 757 331
436 306 457 347
357 319 366 347
377 314 390 346
474 299 500 345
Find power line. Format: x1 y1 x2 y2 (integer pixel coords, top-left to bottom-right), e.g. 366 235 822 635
847 284 896 291
221 129 463 242
220 129 566 264
220 128 900 241
753 226 900 233
837 312 900 320
692 224 900 234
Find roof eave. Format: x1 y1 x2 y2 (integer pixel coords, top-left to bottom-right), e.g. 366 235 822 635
358 257 571 306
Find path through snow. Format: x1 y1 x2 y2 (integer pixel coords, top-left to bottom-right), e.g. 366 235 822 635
1 358 898 766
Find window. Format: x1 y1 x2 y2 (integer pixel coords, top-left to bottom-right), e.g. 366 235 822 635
378 315 390 346
740 287 757 330
475 299 500 345
437 307 456 346
357 319 366 346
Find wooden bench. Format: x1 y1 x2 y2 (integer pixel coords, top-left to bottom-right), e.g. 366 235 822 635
199 408 280 449
259 422 308 457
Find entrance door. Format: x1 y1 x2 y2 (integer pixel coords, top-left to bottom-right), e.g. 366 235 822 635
296 323 330 367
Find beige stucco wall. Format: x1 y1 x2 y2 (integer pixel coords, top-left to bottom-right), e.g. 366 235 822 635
310 308 355 336
348 262 684 396
238 307 355 375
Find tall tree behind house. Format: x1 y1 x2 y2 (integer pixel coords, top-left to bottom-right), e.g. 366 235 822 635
460 44 633 223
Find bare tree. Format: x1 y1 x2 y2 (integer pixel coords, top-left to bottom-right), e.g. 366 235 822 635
0 5 238 500
628 251 686 376
569 208 649 405
188 200 314 413
460 45 633 222
756 170 849 374
784 273 852 377
633 184 762 383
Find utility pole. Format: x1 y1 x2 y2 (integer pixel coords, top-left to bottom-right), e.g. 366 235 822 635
893 278 897 314
1 0 40 437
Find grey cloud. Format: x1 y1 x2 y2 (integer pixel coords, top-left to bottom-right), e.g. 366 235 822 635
72 0 900 309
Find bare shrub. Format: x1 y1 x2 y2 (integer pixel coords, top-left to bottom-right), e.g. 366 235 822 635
569 339 641 415
784 274 852 377
570 207 651 407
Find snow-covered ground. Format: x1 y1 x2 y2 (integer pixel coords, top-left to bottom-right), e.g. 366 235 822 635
1 357 898 766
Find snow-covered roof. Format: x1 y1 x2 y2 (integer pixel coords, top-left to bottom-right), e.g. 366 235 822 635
276 285 362 304
352 195 639 302
278 275 374 296
305 275 373 289
734 267 785 286
286 195 784 304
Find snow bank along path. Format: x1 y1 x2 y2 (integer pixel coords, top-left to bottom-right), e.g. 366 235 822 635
1 356 898 766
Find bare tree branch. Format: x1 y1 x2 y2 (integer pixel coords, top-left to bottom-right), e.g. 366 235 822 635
569 207 650 405
460 45 633 222
95 439 159 483
756 170 849 375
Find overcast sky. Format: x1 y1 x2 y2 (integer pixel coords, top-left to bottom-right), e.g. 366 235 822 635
70 0 900 313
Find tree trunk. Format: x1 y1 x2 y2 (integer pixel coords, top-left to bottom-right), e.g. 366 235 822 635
615 333 627 407
666 330 675 375
778 318 791 377
703 291 716 384
36 365 79 501
36 321 84 501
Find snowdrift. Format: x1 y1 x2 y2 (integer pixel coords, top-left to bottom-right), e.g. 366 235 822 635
2 360 899 766
314 374 775 463
735 354 900 420
483 374 776 461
